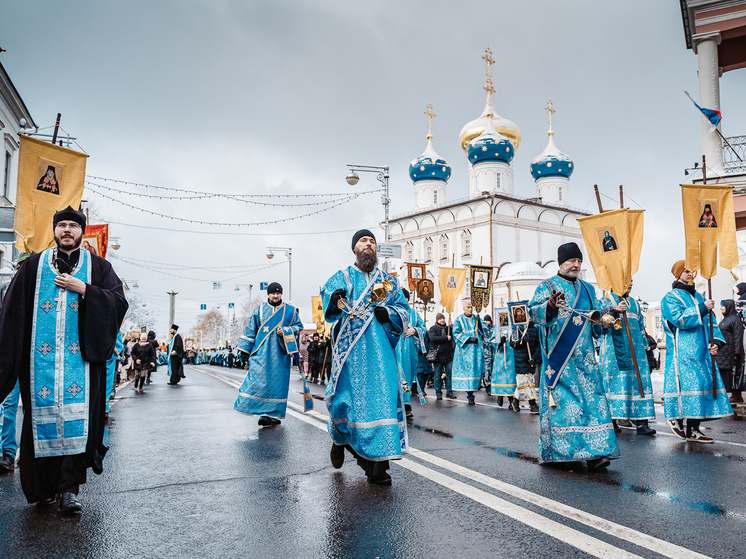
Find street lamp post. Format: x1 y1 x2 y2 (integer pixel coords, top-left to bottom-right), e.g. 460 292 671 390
345 164 390 271
266 247 292 302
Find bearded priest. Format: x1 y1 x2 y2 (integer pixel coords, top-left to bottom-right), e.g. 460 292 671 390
0 206 128 514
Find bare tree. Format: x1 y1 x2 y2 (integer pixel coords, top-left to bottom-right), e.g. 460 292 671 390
190 308 229 348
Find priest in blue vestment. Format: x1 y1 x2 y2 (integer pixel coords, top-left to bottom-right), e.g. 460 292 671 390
599 281 656 436
528 242 619 471
234 282 303 427
661 261 732 443
490 329 516 408
0 207 128 513
396 289 427 419
451 301 485 405
322 230 409 485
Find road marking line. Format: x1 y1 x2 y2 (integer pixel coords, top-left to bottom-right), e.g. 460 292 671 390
197 366 712 559
283 406 646 559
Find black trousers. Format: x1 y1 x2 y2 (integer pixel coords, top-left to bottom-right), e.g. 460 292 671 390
35 454 87 496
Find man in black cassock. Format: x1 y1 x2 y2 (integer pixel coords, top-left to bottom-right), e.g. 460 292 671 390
167 324 185 385
0 206 127 515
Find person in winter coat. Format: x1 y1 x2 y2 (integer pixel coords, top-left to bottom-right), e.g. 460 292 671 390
481 315 495 393
644 332 659 372
509 321 540 414
717 299 744 403
736 283 746 301
307 333 323 383
147 331 159 383
428 313 455 400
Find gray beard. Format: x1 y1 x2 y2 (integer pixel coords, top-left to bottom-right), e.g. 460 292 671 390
356 251 378 273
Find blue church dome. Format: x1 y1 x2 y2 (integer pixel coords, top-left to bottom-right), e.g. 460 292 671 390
409 138 451 183
530 134 573 180
466 117 514 165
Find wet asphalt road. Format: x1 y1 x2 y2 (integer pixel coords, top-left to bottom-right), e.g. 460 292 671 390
1 365 746 559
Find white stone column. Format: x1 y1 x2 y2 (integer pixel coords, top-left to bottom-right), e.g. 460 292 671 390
692 31 723 172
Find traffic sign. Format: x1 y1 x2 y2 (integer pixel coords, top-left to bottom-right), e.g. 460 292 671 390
228 303 235 309
260 282 269 290
200 304 207 310
377 243 402 258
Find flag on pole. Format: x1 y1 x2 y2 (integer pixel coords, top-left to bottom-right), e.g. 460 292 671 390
14 135 88 254
81 223 108 258
681 183 738 279
311 295 324 323
438 267 466 315
578 208 643 296
685 90 722 132
469 265 493 313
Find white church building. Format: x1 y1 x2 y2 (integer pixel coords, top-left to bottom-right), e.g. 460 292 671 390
389 48 592 319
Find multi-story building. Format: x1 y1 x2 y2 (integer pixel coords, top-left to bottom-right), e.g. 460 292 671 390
0 61 36 279
389 49 591 321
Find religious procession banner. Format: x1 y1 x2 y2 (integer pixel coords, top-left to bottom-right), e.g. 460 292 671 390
14 135 88 253
578 208 642 296
508 300 529 340
416 278 434 305
469 265 493 313
311 295 327 333
407 263 425 292
439 267 466 314
82 223 108 258
681 183 738 279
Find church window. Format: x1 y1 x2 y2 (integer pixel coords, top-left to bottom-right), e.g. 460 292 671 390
558 188 563 202
495 174 501 190
425 246 432 262
433 190 438 204
407 249 414 262
463 238 471 256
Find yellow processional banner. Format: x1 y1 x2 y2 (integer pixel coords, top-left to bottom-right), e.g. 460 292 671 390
578 208 644 296
439 267 466 315
681 183 738 280
311 295 326 333
14 135 88 254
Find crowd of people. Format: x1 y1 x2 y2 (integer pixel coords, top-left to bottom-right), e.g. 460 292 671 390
0 210 744 514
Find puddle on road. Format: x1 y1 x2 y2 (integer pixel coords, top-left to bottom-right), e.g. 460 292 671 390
409 422 736 518
409 423 539 465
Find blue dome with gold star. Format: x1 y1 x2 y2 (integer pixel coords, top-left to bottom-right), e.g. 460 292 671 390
409 138 452 183
467 117 514 165
530 133 573 180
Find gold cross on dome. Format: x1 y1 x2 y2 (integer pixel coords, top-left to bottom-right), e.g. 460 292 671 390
424 102 436 140
482 46 495 95
545 98 556 132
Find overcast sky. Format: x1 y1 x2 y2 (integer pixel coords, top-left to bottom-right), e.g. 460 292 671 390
3 1 746 334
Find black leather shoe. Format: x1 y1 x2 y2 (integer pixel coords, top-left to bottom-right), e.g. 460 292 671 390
36 496 56 507
59 492 82 515
436 395 443 401
636 421 656 436
330 444 345 469
258 416 281 427
0 452 15 473
446 393 456 399
586 457 611 471
497 396 504 407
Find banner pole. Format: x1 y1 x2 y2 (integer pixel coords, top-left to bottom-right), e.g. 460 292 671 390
594 184 603 213
52 113 61 145
615 185 645 397
702 155 718 398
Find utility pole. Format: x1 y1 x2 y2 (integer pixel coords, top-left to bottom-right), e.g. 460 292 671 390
167 291 178 339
